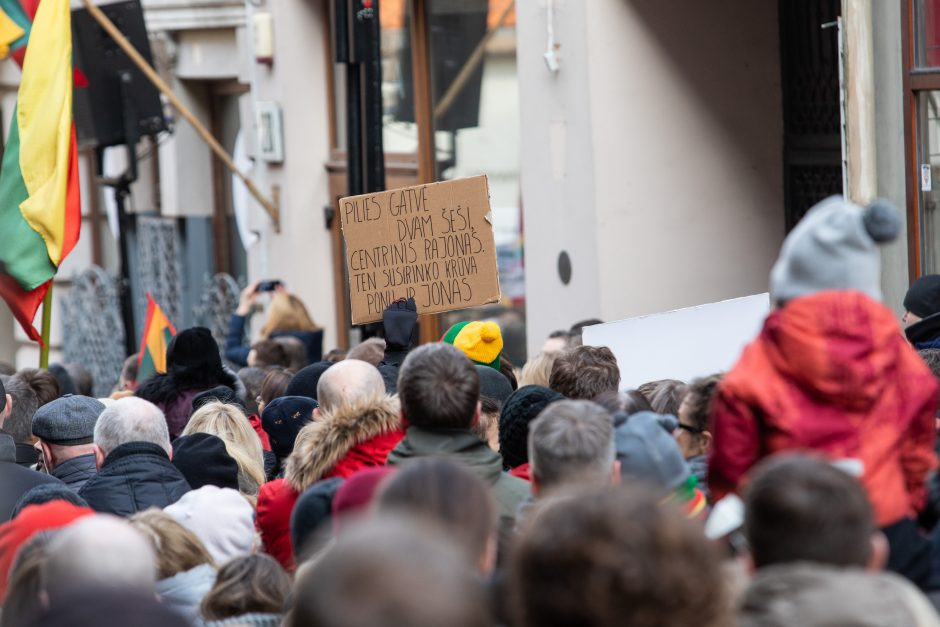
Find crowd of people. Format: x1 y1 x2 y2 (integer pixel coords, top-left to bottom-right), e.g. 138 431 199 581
3 195 940 625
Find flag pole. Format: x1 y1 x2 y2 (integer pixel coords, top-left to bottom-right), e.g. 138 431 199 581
39 282 52 368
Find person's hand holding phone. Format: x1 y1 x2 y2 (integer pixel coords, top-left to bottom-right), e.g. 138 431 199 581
237 280 262 316
257 280 283 292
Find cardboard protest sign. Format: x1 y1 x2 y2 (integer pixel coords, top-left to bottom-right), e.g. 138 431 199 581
340 175 501 324
582 294 770 390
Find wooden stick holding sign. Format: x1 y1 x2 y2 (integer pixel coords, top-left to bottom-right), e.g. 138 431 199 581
340 175 501 324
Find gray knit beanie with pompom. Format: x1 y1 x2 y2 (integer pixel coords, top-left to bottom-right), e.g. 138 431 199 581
769 196 900 304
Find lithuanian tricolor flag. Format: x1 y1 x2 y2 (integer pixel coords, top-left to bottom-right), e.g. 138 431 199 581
137 293 177 383
0 0 80 344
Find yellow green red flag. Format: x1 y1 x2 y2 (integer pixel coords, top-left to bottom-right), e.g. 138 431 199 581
0 0 80 344
137 293 177 383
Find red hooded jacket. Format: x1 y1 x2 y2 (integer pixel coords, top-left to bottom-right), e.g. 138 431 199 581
256 396 403 570
709 291 938 528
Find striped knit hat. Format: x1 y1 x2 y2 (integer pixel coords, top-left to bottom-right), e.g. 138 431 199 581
440 321 503 370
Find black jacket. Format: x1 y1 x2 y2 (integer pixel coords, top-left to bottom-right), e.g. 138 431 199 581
378 347 410 394
906 312 940 349
51 453 97 492
0 434 62 522
136 366 244 439
79 442 190 517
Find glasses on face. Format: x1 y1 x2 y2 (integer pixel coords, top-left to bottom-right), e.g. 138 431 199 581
674 422 705 435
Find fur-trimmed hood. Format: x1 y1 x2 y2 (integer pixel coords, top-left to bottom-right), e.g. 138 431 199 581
285 395 402 492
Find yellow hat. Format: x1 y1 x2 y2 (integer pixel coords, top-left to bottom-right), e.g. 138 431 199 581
443 321 503 369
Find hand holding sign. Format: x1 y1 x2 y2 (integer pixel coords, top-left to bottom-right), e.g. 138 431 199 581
340 176 502 324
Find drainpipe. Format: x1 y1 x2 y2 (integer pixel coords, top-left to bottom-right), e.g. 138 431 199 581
843 0 877 204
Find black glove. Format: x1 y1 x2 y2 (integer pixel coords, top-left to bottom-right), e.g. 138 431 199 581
383 298 418 350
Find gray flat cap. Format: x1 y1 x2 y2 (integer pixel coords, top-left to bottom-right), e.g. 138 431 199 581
31 394 105 445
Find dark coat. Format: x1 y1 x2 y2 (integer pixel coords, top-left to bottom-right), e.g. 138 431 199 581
51 453 97 492
387 427 530 519
907 313 940 349
0 435 62 522
225 314 324 367
377 347 409 394
14 441 38 468
137 366 242 439
79 442 190 517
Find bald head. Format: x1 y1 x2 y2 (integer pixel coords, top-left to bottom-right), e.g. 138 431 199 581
316 359 385 411
45 516 157 600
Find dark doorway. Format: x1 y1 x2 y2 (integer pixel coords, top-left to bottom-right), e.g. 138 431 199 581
779 0 843 229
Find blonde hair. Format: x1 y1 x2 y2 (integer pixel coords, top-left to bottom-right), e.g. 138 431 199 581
129 509 215 579
261 293 318 338
183 402 266 497
519 352 559 388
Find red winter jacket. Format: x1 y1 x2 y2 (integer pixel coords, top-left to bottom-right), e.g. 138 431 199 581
256 396 404 570
709 291 938 528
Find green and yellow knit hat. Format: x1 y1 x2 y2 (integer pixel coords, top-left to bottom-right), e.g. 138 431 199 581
441 321 503 370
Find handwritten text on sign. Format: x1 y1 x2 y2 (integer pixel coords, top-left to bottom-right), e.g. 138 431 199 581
340 175 501 324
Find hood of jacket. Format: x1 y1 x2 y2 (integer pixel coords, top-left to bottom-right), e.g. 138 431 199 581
387 426 504 486
760 291 904 413
740 562 939 627
285 395 402 492
156 563 216 620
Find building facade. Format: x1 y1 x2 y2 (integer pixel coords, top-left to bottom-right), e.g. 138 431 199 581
0 0 933 379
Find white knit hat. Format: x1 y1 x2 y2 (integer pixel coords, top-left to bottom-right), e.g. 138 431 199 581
164 486 256 566
769 196 900 304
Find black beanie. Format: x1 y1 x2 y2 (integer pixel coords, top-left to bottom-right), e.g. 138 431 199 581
904 275 940 319
12 483 89 518
192 385 246 414
167 327 223 376
285 361 333 401
498 385 565 469
48 364 76 397
476 365 513 404
262 395 318 459
291 476 344 559
171 432 240 490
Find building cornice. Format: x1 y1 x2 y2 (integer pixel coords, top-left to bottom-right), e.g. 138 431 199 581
141 0 245 31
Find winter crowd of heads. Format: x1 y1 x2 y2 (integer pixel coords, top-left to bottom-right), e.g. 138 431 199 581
4 196 940 626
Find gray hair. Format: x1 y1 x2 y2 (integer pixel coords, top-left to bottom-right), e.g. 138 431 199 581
94 397 170 457
317 359 385 412
44 515 156 600
528 400 615 492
